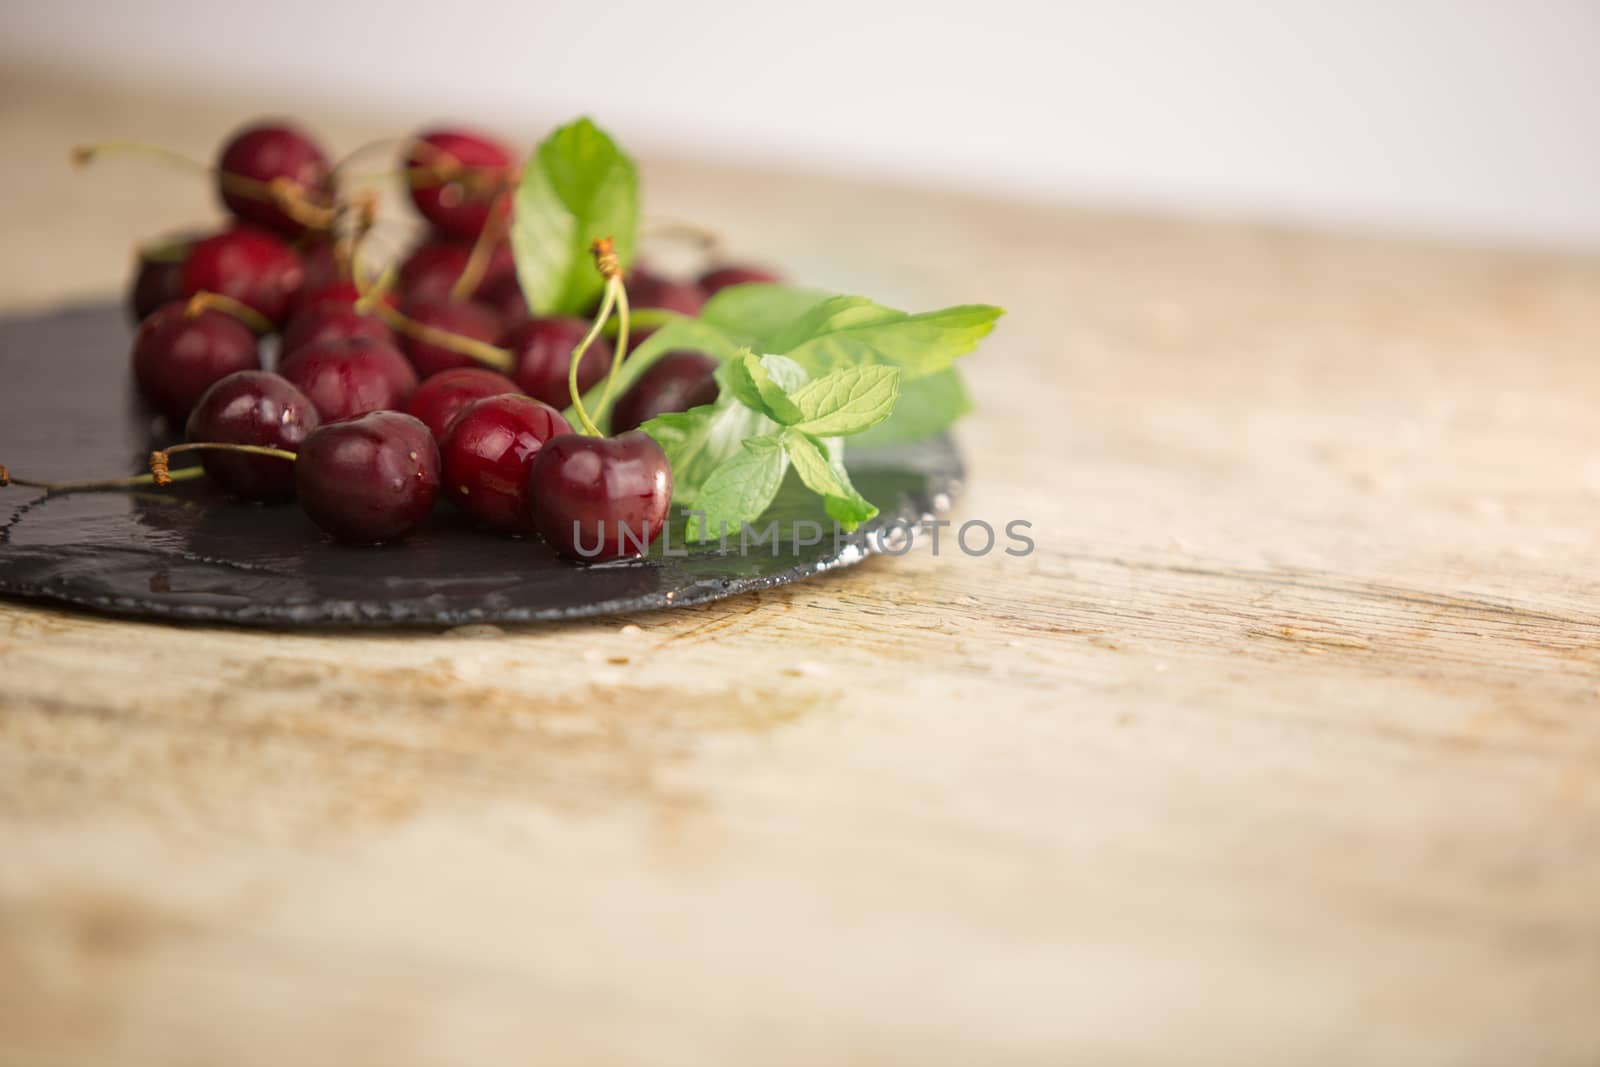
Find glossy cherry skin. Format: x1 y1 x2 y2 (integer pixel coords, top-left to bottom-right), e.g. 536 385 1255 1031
610 351 720 433
405 366 522 440
527 432 672 562
628 272 705 317
184 370 319 501
440 394 571 532
398 298 502 379
180 226 302 326
277 336 418 423
398 238 516 307
698 264 783 296
131 301 262 424
217 122 334 238
502 316 610 408
404 129 515 239
295 411 440 543
280 301 394 358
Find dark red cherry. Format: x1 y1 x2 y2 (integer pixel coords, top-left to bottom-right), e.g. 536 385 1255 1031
180 226 302 326
127 234 199 322
479 270 528 330
406 366 522 440
131 301 262 424
628 273 705 317
610 351 720 433
398 298 502 379
398 238 516 306
296 240 346 299
217 122 333 238
502 316 610 408
278 336 417 423
295 411 440 543
527 431 672 562
184 370 319 501
280 301 394 358
440 394 571 532
404 129 514 239
698 264 782 296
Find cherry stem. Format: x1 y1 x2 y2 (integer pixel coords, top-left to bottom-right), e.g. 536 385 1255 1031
72 140 338 231
449 187 514 302
149 444 298 486
185 291 272 333
0 462 204 493
373 304 513 373
566 238 627 437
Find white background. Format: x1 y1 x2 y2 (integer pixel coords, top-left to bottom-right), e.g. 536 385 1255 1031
3 0 1597 249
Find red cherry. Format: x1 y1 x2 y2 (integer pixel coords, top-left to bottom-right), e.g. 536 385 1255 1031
404 129 515 239
440 394 571 533
132 301 262 424
184 371 320 501
502 316 610 408
697 264 782 296
294 411 440 543
397 298 502 379
180 226 302 326
296 240 346 298
406 366 522 440
278 336 418 423
527 431 672 562
398 238 516 306
478 270 529 330
610 351 720 433
127 234 201 322
629 272 705 317
217 121 334 237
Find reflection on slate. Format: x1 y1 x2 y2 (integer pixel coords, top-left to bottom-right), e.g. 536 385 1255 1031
0 304 963 627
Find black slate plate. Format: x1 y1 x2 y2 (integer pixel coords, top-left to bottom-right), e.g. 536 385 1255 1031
0 304 962 627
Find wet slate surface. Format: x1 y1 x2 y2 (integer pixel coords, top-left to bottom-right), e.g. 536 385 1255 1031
0 303 962 627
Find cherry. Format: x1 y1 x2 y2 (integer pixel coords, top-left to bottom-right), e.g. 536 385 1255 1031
127 235 198 322
628 271 705 317
479 270 529 330
217 121 334 237
404 129 515 239
278 336 418 423
406 366 521 440
184 370 319 501
698 264 782 296
180 227 302 327
609 351 720 433
502 316 610 407
281 300 394 358
294 411 440 543
296 240 347 299
440 394 570 532
398 298 502 378
527 431 672 561
132 300 262 423
398 238 516 306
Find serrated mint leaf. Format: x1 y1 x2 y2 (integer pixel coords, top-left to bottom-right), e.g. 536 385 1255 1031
511 118 638 317
639 396 775 506
686 433 789 541
787 365 900 436
850 367 972 448
701 284 833 342
782 429 878 530
722 351 809 424
783 303 1003 383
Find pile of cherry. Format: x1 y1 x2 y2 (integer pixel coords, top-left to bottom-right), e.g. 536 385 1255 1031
63 121 780 561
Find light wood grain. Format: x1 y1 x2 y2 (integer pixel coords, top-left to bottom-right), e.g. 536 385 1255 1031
2 68 1599 1067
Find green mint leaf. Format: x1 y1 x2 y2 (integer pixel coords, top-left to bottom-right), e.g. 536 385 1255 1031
701 284 834 342
850 367 972 448
638 395 776 507
723 351 808 423
781 429 878 530
700 283 1004 384
511 118 638 317
787 365 900 436
686 434 789 541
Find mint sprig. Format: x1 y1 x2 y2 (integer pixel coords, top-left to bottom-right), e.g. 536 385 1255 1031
511 118 638 317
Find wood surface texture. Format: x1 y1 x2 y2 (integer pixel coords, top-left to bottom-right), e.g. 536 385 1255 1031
2 71 1598 1066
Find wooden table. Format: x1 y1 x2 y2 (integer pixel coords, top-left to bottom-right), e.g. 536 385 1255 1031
3 71 1598 1066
